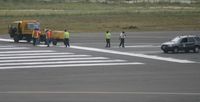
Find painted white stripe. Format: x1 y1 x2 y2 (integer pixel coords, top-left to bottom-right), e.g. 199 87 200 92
0 52 74 57
0 38 26 42
0 46 15 48
70 46 196 63
0 38 14 42
114 45 160 48
0 50 55 54
0 47 29 50
0 62 144 69
0 91 199 95
128 51 161 54
0 57 108 63
0 55 91 59
36 45 54 47
0 60 126 66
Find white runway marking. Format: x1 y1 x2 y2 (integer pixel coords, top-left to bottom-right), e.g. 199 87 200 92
0 52 74 57
0 59 126 66
0 38 26 42
0 47 29 50
0 45 15 47
0 91 200 95
0 55 91 59
114 45 160 48
0 62 144 69
128 51 162 54
0 38 14 42
0 57 109 63
0 50 55 54
71 46 196 63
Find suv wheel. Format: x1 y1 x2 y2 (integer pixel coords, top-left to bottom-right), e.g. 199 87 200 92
163 50 168 53
173 47 179 53
194 46 199 53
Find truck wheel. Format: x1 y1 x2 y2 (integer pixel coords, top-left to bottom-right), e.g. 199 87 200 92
193 46 199 53
14 35 19 43
26 37 32 43
53 40 57 45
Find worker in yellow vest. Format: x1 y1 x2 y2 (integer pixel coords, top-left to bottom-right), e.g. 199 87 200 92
64 29 70 47
105 31 111 48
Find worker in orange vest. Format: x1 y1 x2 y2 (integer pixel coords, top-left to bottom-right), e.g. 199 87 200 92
32 28 41 46
46 30 52 47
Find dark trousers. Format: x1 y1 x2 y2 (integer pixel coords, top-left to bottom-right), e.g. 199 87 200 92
106 39 110 48
33 38 36 46
33 38 39 46
46 38 51 47
64 38 70 47
119 38 125 48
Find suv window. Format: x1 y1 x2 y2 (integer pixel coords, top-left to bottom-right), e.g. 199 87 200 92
181 38 187 43
194 37 200 42
188 37 195 42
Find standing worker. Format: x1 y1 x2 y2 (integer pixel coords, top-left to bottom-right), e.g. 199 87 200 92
105 31 111 48
46 30 52 47
32 28 41 46
119 31 126 48
64 29 70 47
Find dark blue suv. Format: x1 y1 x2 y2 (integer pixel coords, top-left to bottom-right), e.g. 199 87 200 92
161 35 200 53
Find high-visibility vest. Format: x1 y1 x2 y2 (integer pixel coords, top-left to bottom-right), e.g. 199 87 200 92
34 30 40 38
32 30 35 37
46 31 51 39
105 32 111 39
64 32 70 39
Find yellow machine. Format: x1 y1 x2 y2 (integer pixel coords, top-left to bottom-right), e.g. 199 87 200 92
8 20 41 42
51 30 65 45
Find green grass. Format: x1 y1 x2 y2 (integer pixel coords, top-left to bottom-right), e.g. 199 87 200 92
0 2 200 34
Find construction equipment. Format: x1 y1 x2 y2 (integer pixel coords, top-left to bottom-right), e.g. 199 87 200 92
51 30 65 45
8 20 42 42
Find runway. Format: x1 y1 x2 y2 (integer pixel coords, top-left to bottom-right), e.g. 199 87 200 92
0 31 200 102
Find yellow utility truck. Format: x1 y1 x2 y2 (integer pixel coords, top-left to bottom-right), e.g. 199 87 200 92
8 20 43 42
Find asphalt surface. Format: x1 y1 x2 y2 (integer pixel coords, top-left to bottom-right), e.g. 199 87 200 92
0 31 200 102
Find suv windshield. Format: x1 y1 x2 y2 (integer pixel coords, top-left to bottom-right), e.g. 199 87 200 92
171 37 181 42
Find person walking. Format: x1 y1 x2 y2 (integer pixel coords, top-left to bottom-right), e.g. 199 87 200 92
105 31 111 48
119 31 126 48
64 29 70 47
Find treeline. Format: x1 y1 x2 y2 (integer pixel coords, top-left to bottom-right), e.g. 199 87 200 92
0 0 199 4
